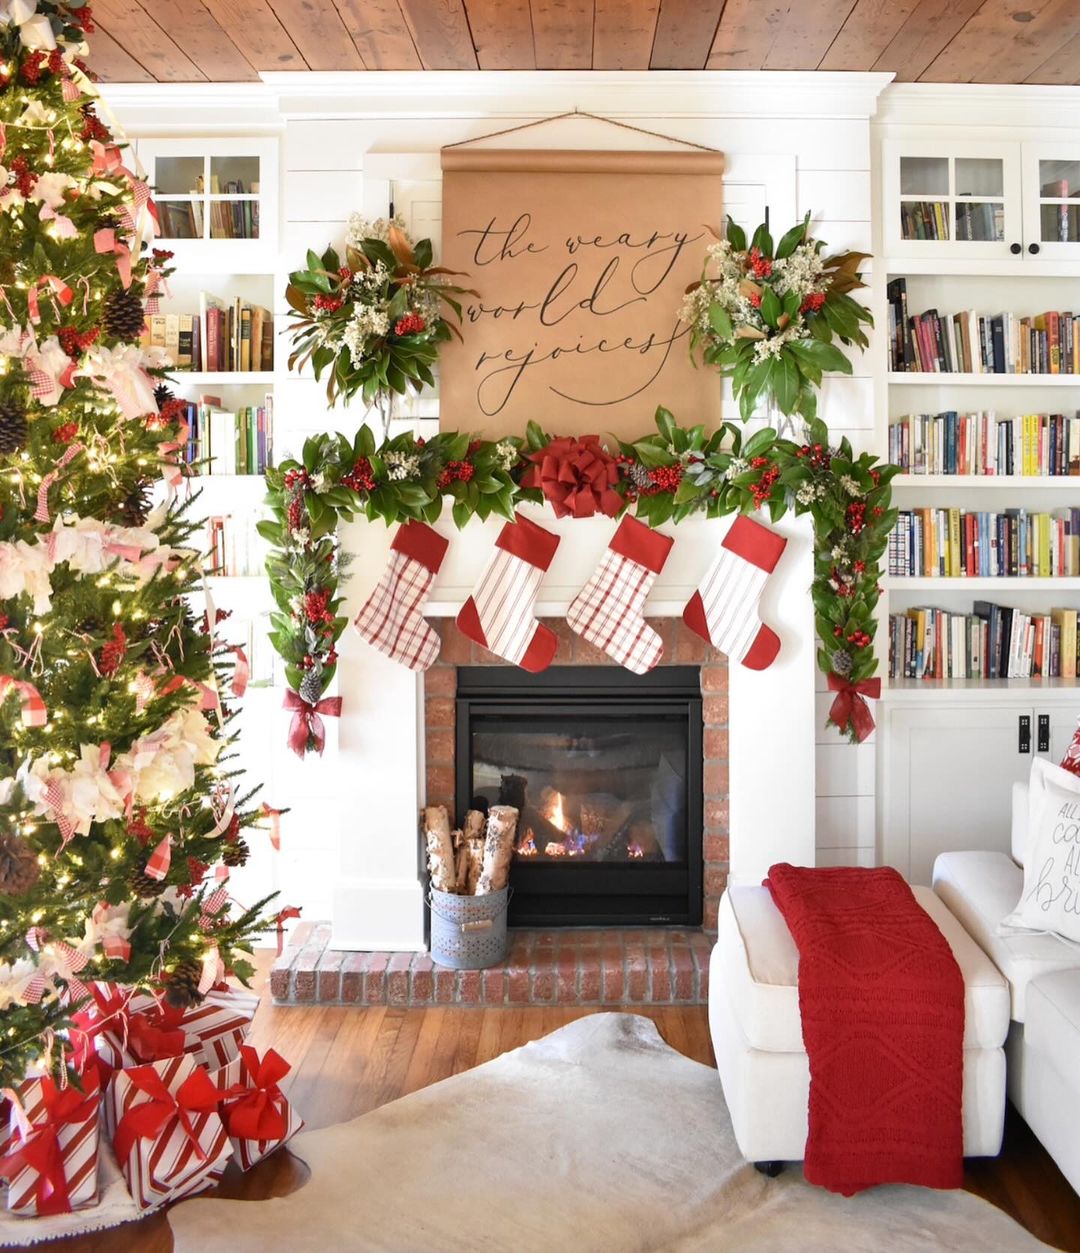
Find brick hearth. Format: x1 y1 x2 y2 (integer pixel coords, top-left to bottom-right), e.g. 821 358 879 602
271 922 714 1006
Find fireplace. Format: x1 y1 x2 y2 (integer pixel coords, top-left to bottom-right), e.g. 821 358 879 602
454 666 703 927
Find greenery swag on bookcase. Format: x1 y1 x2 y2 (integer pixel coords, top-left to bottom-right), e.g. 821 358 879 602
0 1 272 1086
274 214 890 756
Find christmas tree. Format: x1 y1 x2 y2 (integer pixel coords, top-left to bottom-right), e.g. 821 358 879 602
0 2 269 1088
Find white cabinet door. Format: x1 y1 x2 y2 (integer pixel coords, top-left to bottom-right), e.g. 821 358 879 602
1038 704 1079 764
882 704 1031 884
1021 143 1080 263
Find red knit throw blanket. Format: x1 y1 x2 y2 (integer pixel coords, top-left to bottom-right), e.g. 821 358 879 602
764 863 965 1195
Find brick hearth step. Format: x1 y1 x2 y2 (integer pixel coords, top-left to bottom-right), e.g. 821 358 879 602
271 923 714 1007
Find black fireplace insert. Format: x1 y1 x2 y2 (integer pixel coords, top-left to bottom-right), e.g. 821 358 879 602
454 666 703 926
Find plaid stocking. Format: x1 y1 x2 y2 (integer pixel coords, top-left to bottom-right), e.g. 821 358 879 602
567 516 674 674
682 514 786 670
456 513 560 672
353 521 449 671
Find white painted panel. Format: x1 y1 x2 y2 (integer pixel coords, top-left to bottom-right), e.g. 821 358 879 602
815 795 876 849
282 220 346 256
818 220 873 254
817 846 875 868
284 120 365 171
283 170 365 221
817 742 876 796
797 169 873 221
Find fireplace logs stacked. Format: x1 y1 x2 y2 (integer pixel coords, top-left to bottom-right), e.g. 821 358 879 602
423 804 519 895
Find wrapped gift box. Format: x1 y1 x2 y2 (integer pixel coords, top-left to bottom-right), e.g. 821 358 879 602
0 1072 101 1216
214 1045 303 1171
106 1055 231 1209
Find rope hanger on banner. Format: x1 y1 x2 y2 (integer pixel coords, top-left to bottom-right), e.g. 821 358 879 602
442 108 722 154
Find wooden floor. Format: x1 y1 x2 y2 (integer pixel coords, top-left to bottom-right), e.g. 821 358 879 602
41 954 1080 1253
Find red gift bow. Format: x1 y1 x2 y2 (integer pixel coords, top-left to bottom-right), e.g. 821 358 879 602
826 674 881 743
283 691 342 757
112 1065 221 1166
0 1076 98 1216
523 435 622 520
127 1011 187 1063
220 1046 291 1142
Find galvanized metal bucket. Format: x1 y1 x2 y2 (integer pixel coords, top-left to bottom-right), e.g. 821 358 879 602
428 885 511 970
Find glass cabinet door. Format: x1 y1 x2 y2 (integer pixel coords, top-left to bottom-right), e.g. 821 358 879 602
1022 144 1080 261
885 141 1022 261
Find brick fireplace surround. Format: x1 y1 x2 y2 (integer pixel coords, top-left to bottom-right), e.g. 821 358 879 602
271 618 727 1008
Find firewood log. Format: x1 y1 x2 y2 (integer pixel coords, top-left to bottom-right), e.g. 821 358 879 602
463 809 485 842
464 837 485 895
477 805 518 894
423 805 457 893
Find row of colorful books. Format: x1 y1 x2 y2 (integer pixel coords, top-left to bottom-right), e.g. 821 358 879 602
886 279 1080 373
206 514 268 578
157 174 259 242
143 297 273 373
889 508 1080 579
889 603 1080 681
178 394 273 475
888 411 1080 476
900 200 1003 243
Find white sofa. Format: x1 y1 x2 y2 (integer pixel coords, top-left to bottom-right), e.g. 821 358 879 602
708 882 1010 1168
933 781 1080 1195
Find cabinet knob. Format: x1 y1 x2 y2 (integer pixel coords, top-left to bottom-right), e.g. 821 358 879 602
1028 242 1041 255
1010 242 1022 254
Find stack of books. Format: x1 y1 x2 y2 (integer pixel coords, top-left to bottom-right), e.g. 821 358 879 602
144 298 273 372
889 507 1080 578
900 201 1003 242
889 603 1080 681
206 513 268 577
184 393 273 475
156 174 259 241
886 279 1079 373
889 411 1080 476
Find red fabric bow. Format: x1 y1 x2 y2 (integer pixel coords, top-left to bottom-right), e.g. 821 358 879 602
523 435 622 519
283 691 342 757
827 674 881 743
112 1065 221 1165
0 1077 99 1216
275 906 302 956
220 1046 291 1142
127 1011 187 1063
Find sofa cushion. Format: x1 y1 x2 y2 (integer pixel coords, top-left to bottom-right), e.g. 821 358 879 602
717 882 1010 1053
933 850 1080 1022
1024 970 1080 1077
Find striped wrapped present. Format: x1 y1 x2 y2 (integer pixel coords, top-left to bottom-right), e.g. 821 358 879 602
106 1056 231 1210
0 1072 101 1216
214 1045 303 1171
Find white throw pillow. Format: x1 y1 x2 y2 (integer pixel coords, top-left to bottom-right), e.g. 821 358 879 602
999 756 1080 944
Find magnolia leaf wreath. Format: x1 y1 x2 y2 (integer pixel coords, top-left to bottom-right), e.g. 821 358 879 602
271 216 891 754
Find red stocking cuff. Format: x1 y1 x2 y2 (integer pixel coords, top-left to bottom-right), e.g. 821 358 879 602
722 514 787 574
497 513 561 571
609 515 674 575
392 520 449 574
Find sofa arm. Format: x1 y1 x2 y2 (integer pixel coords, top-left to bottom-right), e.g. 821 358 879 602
1011 781 1027 868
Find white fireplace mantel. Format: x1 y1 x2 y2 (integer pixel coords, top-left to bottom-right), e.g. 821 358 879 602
331 506 815 951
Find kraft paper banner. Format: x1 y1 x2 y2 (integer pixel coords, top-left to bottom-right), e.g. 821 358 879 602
439 147 725 441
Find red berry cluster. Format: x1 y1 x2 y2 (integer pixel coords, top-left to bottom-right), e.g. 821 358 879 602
186 856 209 886
795 442 831 470
749 456 780 506
79 105 109 144
52 422 79 444
128 809 154 847
8 156 37 198
643 464 683 495
0 615 8 631
436 460 474 489
20 51 47 84
748 290 763 308
312 294 343 313
342 456 376 492
846 629 872 649
747 247 773 279
74 5 95 32
394 313 426 336
338 266 352 281
303 587 333 624
58 325 99 359
99 623 127 678
152 248 174 264
831 568 853 598
846 501 867 534
283 467 309 490
799 291 825 314
286 495 305 531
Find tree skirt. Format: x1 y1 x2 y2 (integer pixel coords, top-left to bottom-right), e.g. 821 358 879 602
168 1013 1050 1253
0 1145 142 1246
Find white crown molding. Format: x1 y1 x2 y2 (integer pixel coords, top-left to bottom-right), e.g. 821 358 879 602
98 81 283 132
876 81 1080 130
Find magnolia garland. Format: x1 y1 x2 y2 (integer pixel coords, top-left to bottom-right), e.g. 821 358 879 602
261 409 897 752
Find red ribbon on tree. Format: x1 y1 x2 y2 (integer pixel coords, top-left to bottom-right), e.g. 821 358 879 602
275 905 301 956
826 674 881 743
283 691 342 757
219 1046 291 1142
112 1065 221 1165
522 435 622 519
0 1076 98 1216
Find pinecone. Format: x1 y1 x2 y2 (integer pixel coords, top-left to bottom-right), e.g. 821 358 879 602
627 462 652 489
221 836 249 868
153 382 175 411
299 669 323 705
831 649 853 678
163 958 204 1010
117 479 151 526
0 400 27 456
0 833 40 896
103 288 146 341
129 864 167 899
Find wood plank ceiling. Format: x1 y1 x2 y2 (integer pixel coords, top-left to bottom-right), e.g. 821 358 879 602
86 0 1080 84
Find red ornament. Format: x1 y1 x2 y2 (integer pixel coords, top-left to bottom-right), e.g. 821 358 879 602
99 623 127 677
52 422 79 444
393 313 426 336
522 435 622 519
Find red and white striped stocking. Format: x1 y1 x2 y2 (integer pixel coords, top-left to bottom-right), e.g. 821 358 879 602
353 521 449 671
682 514 787 670
567 516 674 674
456 513 560 672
